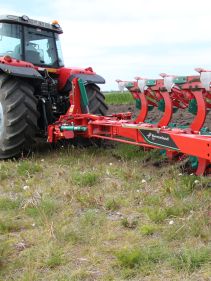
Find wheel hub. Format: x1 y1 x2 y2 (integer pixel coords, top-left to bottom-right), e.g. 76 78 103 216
0 102 4 138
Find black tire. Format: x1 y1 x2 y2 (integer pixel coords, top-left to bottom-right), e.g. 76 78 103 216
0 74 38 159
85 83 108 115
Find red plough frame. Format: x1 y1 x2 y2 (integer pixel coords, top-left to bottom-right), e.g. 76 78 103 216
48 70 211 176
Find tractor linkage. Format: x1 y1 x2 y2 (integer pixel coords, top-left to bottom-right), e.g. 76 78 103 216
48 69 211 176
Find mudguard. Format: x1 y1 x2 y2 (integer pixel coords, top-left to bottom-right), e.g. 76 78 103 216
0 62 43 79
62 73 105 93
70 73 105 84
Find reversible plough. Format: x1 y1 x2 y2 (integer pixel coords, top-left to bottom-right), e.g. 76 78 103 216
48 69 211 176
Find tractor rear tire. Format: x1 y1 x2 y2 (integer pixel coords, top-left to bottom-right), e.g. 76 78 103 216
0 74 38 159
85 83 108 115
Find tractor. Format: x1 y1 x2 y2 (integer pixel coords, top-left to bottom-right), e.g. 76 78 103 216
0 14 108 159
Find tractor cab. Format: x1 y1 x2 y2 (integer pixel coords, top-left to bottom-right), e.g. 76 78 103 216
0 15 107 160
0 15 64 68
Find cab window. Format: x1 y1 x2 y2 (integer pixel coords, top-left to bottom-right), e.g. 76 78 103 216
0 23 23 60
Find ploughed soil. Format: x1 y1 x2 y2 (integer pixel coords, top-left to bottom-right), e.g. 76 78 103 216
108 104 211 131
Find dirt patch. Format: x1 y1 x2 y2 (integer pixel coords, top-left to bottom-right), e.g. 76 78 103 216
108 104 211 131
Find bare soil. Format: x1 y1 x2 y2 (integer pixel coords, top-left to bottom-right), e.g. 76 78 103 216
108 104 211 131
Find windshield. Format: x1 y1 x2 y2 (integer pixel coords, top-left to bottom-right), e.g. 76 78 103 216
0 22 64 67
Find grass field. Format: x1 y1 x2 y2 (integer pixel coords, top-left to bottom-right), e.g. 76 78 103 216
105 92 134 105
0 92 211 281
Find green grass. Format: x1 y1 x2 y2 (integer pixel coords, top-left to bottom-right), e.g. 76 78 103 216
0 198 20 211
45 248 64 268
139 224 158 236
0 140 210 280
72 171 99 187
105 91 134 105
116 244 169 277
170 247 211 272
105 198 123 211
144 207 168 223
0 163 11 180
25 198 58 220
17 160 43 177
0 218 22 233
116 245 211 277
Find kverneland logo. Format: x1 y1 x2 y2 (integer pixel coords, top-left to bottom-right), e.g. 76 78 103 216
140 129 179 150
147 132 170 142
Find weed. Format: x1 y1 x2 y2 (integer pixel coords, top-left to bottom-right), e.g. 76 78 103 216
116 248 143 269
140 224 158 235
164 201 194 218
112 143 144 161
143 194 161 206
80 209 104 227
164 214 211 242
105 198 121 211
46 250 64 268
62 229 81 244
0 164 10 180
73 171 99 187
62 209 106 246
188 216 211 240
163 178 177 194
171 175 199 198
66 209 106 244
0 198 20 211
121 217 138 229
70 269 93 281
170 247 211 272
25 198 58 219
75 191 99 208
18 270 38 281
0 239 11 268
0 218 22 233
17 161 42 177
163 223 187 241
144 207 167 223
116 244 168 269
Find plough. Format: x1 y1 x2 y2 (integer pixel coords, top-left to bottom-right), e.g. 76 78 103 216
48 69 211 176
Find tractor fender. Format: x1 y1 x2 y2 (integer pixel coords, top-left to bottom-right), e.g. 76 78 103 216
0 62 43 80
69 73 105 84
61 73 105 93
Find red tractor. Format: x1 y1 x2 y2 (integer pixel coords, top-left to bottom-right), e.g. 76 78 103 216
0 15 108 159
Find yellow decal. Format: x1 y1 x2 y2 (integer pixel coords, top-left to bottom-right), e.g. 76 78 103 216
46 68 58 73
